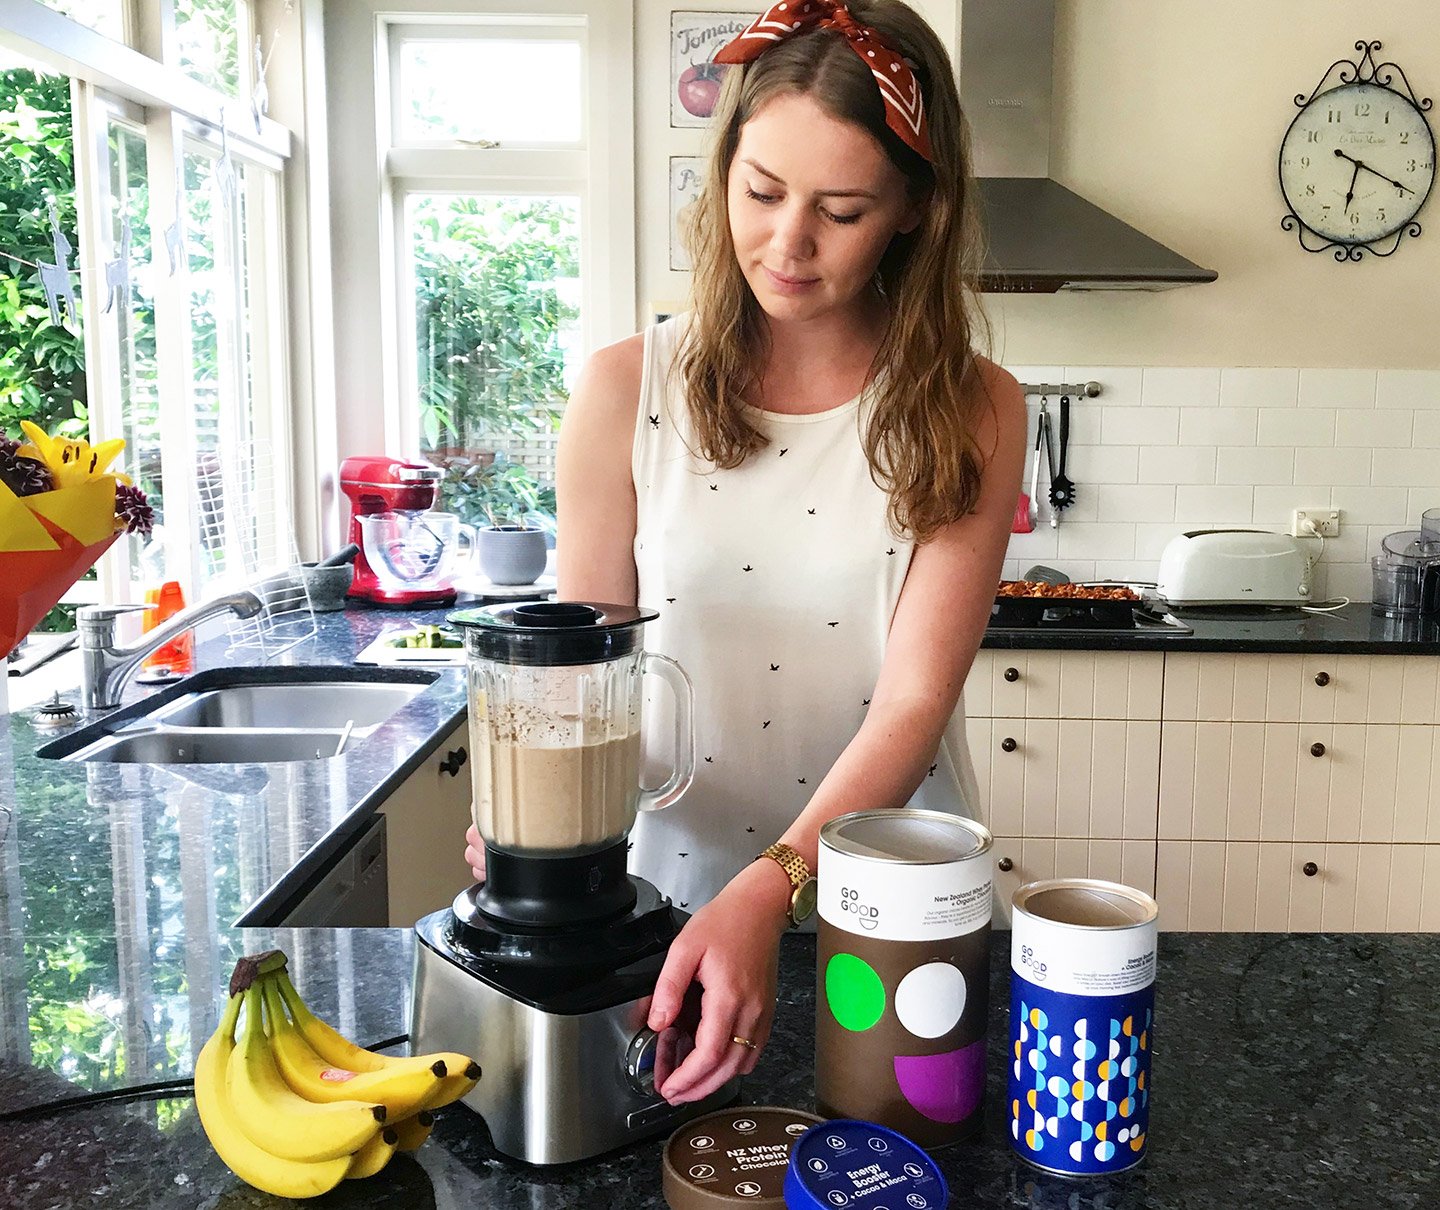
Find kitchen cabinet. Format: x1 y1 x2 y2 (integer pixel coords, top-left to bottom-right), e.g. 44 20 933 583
966 649 1440 933
376 715 475 927
1155 653 1440 931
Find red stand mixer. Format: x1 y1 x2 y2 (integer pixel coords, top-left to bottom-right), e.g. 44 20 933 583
340 455 460 608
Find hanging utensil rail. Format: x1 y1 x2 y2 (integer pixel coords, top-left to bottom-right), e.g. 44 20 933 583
1019 381 1102 398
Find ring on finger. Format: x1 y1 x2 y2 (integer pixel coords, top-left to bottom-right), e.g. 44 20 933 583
730 1035 757 1050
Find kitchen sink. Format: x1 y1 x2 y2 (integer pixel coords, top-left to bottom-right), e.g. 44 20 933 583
145 681 425 735
37 665 440 765
66 726 353 765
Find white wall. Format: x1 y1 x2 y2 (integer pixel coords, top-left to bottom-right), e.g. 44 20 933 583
632 1 1440 599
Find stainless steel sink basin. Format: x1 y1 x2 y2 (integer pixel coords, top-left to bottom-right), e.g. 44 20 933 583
67 727 351 765
147 681 424 735
37 666 440 765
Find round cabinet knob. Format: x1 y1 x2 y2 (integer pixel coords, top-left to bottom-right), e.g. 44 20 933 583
1310 742 1326 758
623 1029 659 1096
1314 671 1331 687
997 857 1014 872
1302 862 1319 877
1001 737 1018 753
439 748 468 777
1003 666 1021 683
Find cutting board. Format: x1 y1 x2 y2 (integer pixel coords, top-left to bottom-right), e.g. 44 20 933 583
354 628 466 666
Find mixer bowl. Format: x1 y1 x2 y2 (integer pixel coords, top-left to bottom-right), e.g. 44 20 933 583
358 510 473 590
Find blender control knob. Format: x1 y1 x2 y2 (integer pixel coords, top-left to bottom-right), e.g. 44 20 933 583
624 1028 660 1096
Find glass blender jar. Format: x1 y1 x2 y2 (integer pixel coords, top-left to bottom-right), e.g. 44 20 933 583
450 601 694 927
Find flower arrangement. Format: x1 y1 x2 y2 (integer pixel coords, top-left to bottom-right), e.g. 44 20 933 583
0 421 154 661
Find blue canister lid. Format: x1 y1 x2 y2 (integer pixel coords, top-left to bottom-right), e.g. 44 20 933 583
784 1120 948 1209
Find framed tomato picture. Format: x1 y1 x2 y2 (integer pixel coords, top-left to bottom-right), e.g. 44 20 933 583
669 157 706 271
670 11 755 128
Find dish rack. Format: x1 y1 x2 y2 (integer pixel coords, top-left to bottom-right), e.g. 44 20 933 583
194 441 316 659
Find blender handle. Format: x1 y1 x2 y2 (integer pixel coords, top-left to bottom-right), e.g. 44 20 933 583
637 652 695 813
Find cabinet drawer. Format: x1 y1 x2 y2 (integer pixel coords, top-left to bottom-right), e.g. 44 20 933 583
970 717 1160 840
1156 840 1440 932
1159 722 1440 844
1162 653 1440 725
966 651 1163 720
990 836 1157 926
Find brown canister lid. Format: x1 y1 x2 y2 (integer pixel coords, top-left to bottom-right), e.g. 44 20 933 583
662 1106 824 1209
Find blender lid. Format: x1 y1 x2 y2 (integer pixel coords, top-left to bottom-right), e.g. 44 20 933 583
448 601 660 664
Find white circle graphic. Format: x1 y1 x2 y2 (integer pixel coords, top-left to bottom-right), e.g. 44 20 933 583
689 1164 714 1179
894 962 965 1038
690 1135 714 1149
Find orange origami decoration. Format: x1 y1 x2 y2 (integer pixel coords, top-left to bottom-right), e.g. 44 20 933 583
0 426 150 662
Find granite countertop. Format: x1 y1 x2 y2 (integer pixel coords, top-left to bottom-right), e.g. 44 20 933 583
3 925 1438 1208
982 601 1440 654
1 607 468 935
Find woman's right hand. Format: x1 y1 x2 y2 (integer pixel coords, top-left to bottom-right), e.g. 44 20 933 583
464 824 487 882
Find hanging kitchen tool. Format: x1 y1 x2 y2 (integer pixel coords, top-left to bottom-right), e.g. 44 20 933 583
1038 398 1060 528
1049 393 1076 511
1012 403 1043 534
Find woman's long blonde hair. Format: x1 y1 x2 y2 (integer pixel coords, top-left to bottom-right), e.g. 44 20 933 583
677 0 990 543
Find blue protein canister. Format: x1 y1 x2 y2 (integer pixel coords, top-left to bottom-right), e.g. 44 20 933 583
1008 878 1158 1177
783 1119 947 1210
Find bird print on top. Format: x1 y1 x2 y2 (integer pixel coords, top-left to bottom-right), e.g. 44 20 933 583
627 314 980 914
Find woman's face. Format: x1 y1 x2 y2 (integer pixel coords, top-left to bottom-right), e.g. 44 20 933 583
727 91 922 326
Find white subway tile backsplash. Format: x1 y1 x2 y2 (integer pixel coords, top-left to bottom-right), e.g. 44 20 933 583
1220 368 1298 409
1216 446 1294 486
1370 448 1439 488
1066 367 1143 406
1329 486 1413 525
1050 523 1136 560
1298 368 1376 409
1180 408 1258 446
1253 486 1307 526
1067 444 1140 484
1414 412 1440 447
1138 446 1216 484
1101 406 1179 445
1001 361 1433 602
1376 369 1440 410
1097 484 1177 520
1257 407 1334 446
1174 485 1255 523
1294 447 1374 487
1335 409 1413 448
1141 367 1221 407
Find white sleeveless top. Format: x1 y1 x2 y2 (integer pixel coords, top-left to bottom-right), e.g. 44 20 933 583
628 315 979 911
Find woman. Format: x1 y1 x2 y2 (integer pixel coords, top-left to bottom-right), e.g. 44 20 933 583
464 0 1024 1108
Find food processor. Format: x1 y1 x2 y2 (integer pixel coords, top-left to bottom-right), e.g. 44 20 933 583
408 602 736 1164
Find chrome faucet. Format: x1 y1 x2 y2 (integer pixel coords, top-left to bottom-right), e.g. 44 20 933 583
77 590 265 711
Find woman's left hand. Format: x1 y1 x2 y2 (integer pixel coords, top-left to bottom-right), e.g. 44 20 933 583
646 859 791 1105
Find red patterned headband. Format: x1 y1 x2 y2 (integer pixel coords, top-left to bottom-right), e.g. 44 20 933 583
714 0 931 162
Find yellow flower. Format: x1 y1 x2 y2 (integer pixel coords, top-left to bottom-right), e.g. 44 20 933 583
18 420 130 490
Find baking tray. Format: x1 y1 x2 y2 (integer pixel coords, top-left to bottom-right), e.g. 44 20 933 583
990 595 1138 629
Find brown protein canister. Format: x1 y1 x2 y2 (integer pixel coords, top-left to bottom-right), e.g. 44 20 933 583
815 809 993 1148
661 1107 824 1209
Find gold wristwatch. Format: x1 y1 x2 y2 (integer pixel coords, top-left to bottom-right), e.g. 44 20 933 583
758 842 818 929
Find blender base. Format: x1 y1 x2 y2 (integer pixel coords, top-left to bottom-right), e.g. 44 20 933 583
410 907 738 1165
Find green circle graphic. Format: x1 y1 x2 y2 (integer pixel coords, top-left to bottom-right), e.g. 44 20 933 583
825 952 886 1032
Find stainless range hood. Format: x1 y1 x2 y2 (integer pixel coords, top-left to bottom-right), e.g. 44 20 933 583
958 0 1217 293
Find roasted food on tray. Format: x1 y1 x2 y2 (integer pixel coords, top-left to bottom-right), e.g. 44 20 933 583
997 580 1140 601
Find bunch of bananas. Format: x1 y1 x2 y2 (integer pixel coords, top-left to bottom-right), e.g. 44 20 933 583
195 950 480 1198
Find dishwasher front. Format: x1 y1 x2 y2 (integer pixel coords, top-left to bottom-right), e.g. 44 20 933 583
276 813 390 927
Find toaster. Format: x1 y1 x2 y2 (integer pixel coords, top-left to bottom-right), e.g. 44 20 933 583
1156 530 1313 606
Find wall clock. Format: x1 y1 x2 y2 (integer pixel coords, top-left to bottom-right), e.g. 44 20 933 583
1279 40 1435 259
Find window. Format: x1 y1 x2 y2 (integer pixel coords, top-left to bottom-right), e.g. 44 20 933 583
2 0 296 606
367 4 634 533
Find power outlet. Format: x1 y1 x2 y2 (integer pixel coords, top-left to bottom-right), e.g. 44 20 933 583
1291 508 1341 538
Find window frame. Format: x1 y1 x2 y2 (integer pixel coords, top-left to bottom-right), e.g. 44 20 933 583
1 0 297 601
359 0 634 459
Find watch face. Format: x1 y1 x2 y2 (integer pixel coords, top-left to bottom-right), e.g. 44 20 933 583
793 877 818 925
1280 81 1436 244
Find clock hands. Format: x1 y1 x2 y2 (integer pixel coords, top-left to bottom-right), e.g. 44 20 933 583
1332 147 1416 196
1339 155 1360 213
